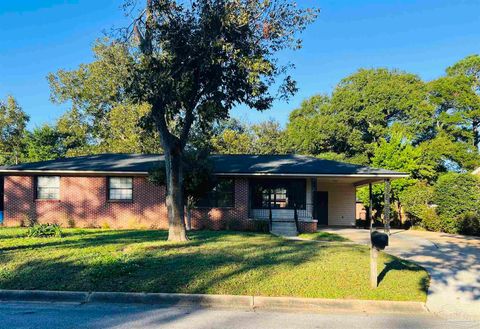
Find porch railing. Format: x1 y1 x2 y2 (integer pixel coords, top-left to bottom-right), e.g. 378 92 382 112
294 204 299 232
249 203 314 221
269 206 272 231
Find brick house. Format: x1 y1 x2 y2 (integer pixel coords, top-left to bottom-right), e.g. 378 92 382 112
0 154 407 234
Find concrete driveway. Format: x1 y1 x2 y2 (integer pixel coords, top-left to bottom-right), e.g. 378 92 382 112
321 228 480 320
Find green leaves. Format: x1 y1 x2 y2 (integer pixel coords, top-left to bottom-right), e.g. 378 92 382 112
210 119 288 155
148 148 215 203
46 39 161 156
125 0 318 142
434 173 480 221
24 125 65 162
26 224 63 238
0 96 29 165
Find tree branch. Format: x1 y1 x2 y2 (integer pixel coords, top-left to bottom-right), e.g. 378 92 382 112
179 108 194 147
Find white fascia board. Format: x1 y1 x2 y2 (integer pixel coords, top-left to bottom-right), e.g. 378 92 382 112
213 172 409 179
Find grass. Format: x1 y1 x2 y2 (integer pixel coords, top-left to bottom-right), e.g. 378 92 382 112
0 227 428 302
298 231 350 242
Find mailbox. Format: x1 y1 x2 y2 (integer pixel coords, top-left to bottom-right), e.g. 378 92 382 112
371 231 389 250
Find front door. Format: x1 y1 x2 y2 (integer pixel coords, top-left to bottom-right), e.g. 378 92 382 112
314 191 328 226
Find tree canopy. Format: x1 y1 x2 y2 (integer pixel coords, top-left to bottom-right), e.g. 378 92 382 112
121 0 318 241
48 40 162 156
0 96 29 165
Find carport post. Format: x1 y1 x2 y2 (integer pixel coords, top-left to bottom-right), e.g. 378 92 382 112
368 183 373 232
384 179 391 235
369 182 378 288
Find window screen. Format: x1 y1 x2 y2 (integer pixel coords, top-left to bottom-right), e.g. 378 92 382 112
251 179 306 209
196 178 234 208
36 176 60 200
108 177 133 201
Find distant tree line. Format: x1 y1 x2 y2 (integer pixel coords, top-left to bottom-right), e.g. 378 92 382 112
1 42 479 235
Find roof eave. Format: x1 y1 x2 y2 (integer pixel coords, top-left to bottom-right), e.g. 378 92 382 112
214 172 409 179
0 169 409 179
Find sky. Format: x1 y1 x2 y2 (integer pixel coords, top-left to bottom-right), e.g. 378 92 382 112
0 0 479 129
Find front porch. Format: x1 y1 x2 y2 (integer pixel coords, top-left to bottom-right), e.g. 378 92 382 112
245 176 397 235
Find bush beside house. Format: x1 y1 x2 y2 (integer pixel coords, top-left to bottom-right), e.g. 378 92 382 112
402 173 480 235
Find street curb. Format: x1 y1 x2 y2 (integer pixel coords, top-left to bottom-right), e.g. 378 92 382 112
89 292 254 309
0 290 89 303
253 296 427 314
0 289 427 315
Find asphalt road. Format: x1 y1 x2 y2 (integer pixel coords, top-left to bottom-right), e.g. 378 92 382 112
0 302 479 329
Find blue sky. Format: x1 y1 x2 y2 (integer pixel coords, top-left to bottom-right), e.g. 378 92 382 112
0 1 479 129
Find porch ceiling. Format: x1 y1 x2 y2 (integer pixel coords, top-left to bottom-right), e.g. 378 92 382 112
317 177 389 186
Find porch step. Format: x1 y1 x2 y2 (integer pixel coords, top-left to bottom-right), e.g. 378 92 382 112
271 221 298 237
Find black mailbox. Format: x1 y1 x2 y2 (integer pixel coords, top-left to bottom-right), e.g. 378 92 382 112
371 231 389 250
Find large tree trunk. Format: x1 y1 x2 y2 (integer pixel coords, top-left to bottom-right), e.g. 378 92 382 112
164 144 188 242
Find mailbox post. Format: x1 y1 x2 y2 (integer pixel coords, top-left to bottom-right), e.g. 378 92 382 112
370 231 389 288
370 246 378 288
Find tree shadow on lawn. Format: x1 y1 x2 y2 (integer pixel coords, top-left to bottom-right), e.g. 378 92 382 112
0 229 257 252
0 230 428 300
0 232 334 293
0 230 166 252
377 257 430 294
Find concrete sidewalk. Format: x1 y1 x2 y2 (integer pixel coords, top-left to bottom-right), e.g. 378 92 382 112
321 228 480 320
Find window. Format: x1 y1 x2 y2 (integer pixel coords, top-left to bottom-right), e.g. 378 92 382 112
36 176 60 200
196 178 234 208
108 177 133 201
251 179 306 209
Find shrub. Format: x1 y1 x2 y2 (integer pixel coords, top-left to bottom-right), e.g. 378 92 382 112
417 206 443 232
66 217 76 228
229 219 269 233
20 214 37 227
355 218 384 228
458 212 480 236
251 220 270 233
26 224 62 238
101 221 111 230
127 217 147 229
434 173 480 221
400 181 434 224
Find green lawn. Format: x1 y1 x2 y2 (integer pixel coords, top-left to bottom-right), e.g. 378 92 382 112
298 231 350 242
0 227 428 301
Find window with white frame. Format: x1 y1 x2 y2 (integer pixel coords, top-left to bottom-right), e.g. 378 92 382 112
108 177 133 201
36 176 60 200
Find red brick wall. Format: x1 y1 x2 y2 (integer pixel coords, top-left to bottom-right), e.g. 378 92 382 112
190 178 250 230
298 220 318 233
3 175 167 229
3 175 251 230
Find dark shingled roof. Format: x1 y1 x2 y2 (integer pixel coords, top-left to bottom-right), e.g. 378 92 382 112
0 153 407 177
0 154 162 173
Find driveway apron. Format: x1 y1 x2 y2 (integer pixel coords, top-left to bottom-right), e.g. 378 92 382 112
321 228 480 320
